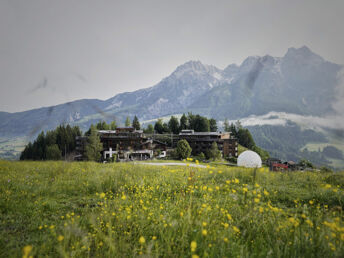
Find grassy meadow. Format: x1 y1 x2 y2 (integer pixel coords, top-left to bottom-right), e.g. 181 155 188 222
1 160 344 257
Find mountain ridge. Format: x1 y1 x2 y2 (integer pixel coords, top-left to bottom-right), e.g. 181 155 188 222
1 46 344 167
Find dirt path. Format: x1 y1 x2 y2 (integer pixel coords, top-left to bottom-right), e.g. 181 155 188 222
133 162 207 168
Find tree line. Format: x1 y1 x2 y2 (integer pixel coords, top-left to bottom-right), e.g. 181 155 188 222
223 119 269 160
142 113 218 135
92 113 218 134
20 125 82 160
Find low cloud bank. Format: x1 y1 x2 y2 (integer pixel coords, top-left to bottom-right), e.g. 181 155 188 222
226 111 344 131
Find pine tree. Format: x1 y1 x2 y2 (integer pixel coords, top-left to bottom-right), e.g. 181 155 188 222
85 125 103 162
132 116 140 130
154 119 164 134
163 123 170 133
237 128 255 149
144 124 154 134
208 142 222 161
179 114 188 130
110 120 117 130
230 123 237 137
125 117 131 127
168 116 180 134
224 119 230 132
46 144 62 160
209 118 217 132
96 121 109 130
193 115 210 132
235 120 242 130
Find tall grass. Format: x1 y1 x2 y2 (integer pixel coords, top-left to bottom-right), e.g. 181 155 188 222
0 160 343 257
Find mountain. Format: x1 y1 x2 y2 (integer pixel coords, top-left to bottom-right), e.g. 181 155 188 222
1 46 343 167
0 99 107 138
102 46 342 121
191 46 341 118
103 60 224 120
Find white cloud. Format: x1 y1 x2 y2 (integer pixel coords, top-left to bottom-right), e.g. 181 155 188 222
227 111 344 131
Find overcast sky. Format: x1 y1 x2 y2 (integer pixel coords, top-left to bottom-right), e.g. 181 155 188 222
1 0 344 113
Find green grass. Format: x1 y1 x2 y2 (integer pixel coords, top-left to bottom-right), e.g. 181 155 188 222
1 161 344 257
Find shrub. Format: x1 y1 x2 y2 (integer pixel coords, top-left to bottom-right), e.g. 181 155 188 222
176 140 192 159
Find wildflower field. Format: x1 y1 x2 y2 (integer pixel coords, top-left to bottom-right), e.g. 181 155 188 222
1 161 344 257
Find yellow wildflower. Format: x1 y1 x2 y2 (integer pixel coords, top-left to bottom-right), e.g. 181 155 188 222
57 235 64 241
233 226 240 233
340 234 344 241
288 217 300 227
190 241 197 252
324 184 332 189
139 236 145 244
22 245 33 258
305 219 314 228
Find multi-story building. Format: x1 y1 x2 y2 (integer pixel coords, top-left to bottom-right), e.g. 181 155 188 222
76 127 167 161
178 130 238 157
76 128 238 161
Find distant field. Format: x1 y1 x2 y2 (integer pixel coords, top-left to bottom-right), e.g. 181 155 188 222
1 161 344 257
301 140 344 169
302 143 344 153
0 137 27 160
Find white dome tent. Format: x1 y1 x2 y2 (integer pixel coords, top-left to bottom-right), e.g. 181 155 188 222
237 150 262 168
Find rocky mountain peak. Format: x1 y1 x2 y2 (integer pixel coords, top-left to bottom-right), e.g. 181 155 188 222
172 60 221 79
284 45 324 64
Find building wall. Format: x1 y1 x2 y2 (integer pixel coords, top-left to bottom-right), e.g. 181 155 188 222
179 133 238 158
76 130 238 160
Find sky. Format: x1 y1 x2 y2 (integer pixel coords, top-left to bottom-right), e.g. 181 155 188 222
1 0 344 113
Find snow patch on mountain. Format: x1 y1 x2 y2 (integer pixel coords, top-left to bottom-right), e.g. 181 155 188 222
105 100 122 110
212 72 223 80
148 98 169 114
